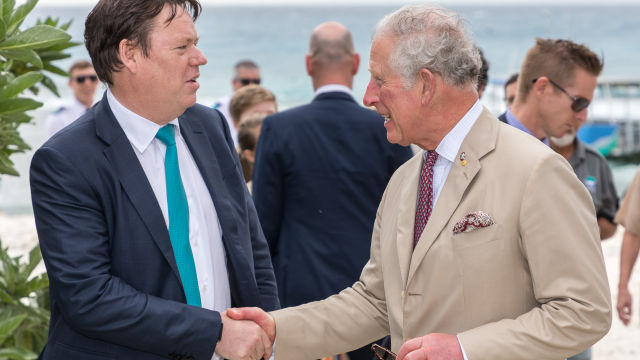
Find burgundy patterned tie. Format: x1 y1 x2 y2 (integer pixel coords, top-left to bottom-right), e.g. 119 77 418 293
413 150 438 248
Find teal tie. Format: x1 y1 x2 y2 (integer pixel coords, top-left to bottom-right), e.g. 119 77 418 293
155 125 201 307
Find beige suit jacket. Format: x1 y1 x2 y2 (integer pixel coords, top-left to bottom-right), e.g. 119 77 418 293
272 109 611 360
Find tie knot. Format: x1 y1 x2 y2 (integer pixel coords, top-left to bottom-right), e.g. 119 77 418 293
156 124 176 146
425 150 438 166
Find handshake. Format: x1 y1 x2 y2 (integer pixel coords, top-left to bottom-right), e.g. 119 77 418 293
215 307 275 360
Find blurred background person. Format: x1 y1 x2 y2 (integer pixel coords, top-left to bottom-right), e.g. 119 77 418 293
498 73 518 122
252 21 412 360
477 48 489 98
550 119 618 241
213 59 262 146
615 166 640 327
46 60 99 137
237 112 266 193
229 84 277 144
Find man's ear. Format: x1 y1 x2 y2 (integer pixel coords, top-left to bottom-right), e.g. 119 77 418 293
533 76 549 98
305 54 313 76
118 39 139 73
352 53 360 75
418 68 436 105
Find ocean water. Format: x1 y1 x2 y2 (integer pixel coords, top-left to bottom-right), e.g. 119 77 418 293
0 4 639 213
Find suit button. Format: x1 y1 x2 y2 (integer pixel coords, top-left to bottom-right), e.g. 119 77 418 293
401 290 405 300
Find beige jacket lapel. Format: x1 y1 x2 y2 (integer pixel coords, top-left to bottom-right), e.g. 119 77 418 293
407 108 498 285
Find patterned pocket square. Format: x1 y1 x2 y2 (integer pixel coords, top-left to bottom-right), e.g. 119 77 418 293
453 211 494 234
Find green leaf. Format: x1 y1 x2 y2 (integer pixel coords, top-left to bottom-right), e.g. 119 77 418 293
25 246 42 279
0 17 7 41
0 97 42 115
0 72 42 100
39 75 58 97
0 346 38 360
42 63 66 76
7 0 38 35
0 288 17 304
2 0 16 26
24 276 48 294
0 49 42 68
0 314 27 345
0 25 71 51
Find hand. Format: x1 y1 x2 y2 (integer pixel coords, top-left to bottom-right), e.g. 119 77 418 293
226 307 276 342
215 310 272 360
397 333 463 360
617 286 633 326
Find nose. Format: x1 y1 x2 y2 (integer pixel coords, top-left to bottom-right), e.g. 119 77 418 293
574 107 588 124
363 78 379 108
192 47 207 66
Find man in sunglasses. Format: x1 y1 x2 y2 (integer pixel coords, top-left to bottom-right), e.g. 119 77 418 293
505 38 599 145
46 60 99 137
213 59 262 147
505 38 613 360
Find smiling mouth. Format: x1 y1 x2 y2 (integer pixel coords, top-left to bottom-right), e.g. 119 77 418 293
382 115 391 124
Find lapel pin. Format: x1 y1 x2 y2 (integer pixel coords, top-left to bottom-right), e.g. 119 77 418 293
460 152 467 166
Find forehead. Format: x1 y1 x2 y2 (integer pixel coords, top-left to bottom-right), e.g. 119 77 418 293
369 37 394 72
71 67 96 75
236 67 260 78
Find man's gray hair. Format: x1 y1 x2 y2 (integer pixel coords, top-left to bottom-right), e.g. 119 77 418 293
373 4 481 89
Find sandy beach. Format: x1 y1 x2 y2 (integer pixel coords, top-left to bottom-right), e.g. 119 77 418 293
1 212 638 358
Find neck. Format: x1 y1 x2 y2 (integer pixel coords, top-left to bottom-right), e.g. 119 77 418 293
77 96 93 109
109 84 175 125
414 87 478 151
550 141 576 160
312 73 352 91
510 100 545 140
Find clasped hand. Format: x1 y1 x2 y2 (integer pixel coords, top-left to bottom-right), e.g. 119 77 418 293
215 307 276 360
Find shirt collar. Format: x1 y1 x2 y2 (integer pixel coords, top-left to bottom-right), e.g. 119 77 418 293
505 108 549 146
314 84 353 98
107 88 179 153
433 99 484 163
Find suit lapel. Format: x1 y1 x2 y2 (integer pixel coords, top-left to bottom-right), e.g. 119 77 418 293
95 94 183 289
407 108 498 285
395 156 421 289
179 114 260 304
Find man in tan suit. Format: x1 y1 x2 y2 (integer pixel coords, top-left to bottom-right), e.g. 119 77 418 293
229 4 611 360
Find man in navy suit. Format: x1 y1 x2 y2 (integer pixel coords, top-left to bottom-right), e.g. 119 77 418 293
29 1 278 359
251 21 412 360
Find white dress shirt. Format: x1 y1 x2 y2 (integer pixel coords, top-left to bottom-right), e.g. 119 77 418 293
314 83 354 98
416 99 483 360
46 97 90 137
107 89 230 359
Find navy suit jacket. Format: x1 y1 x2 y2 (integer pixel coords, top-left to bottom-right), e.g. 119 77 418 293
30 93 279 360
252 91 412 308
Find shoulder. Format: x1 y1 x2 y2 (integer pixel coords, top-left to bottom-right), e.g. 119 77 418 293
582 142 608 162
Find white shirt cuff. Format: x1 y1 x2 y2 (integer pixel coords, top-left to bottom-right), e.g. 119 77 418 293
457 335 469 360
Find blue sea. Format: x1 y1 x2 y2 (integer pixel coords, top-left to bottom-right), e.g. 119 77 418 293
0 4 639 213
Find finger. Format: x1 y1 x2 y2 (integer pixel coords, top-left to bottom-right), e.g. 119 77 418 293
260 327 273 359
227 307 276 342
397 337 423 360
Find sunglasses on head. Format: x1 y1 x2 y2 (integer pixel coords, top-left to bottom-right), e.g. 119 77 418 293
371 344 396 360
74 75 99 84
237 78 261 86
532 77 590 112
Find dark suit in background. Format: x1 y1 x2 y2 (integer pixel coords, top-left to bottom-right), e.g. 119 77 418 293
253 91 411 307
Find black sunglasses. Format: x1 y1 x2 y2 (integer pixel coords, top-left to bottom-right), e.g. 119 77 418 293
237 78 261 86
372 344 396 360
532 77 590 112
74 75 99 84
